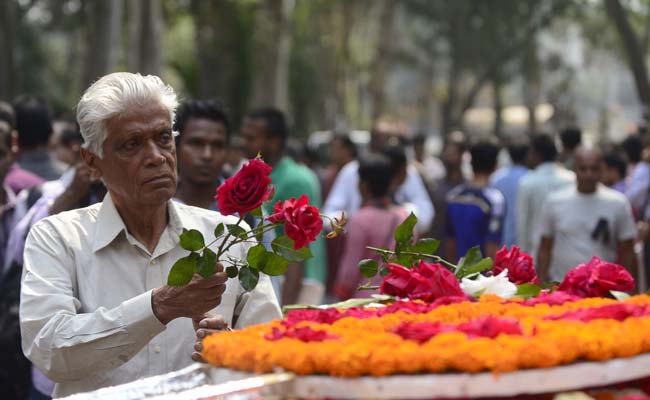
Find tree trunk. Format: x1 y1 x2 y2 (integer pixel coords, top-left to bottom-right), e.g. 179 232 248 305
368 0 396 124
192 0 219 98
82 0 123 87
128 0 163 76
250 0 294 111
0 0 16 98
492 73 503 138
605 0 650 111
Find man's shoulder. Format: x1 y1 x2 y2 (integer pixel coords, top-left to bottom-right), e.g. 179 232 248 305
172 201 248 230
31 202 102 237
596 185 631 206
546 187 575 202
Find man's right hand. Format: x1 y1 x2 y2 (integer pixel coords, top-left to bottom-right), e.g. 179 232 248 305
152 264 228 325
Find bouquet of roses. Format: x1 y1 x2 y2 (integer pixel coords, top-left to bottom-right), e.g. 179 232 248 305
166 157 343 291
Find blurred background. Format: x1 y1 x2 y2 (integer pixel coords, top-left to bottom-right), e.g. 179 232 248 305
2 0 650 144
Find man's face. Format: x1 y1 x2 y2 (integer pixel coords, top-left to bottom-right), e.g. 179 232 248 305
178 118 227 185
241 117 269 160
442 143 462 169
574 152 602 193
88 102 177 208
601 165 620 186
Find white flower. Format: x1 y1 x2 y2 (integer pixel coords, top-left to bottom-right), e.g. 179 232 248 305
460 269 517 299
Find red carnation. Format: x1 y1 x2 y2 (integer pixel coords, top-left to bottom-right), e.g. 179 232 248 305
493 245 538 285
267 195 323 249
558 256 635 298
380 261 464 302
215 159 272 216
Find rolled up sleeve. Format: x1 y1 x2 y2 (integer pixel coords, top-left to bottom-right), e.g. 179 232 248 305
20 221 166 382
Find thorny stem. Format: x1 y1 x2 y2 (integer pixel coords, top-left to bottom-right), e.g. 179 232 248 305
365 246 458 270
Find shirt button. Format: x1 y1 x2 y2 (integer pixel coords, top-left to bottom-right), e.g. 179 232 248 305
154 345 161 353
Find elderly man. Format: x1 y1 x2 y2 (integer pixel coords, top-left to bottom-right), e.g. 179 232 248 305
19 73 281 397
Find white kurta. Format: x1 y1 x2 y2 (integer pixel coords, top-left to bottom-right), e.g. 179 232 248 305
20 194 281 397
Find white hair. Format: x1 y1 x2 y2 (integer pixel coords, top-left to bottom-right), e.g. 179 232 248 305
76 72 178 158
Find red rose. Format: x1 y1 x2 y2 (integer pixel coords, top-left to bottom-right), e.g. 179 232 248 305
493 245 539 285
558 256 635 298
215 159 272 216
266 195 323 249
380 261 464 302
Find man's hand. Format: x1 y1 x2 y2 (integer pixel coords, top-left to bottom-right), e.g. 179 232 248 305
191 314 230 362
152 264 228 325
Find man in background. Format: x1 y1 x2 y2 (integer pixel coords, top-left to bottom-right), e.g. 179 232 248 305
559 127 582 170
537 147 637 283
241 107 326 305
12 96 66 181
517 134 575 260
490 135 529 247
173 99 229 210
446 140 504 262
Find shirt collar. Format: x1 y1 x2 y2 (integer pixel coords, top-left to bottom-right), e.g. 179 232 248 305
92 193 186 253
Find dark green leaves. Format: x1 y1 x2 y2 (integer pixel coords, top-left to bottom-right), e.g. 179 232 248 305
250 206 263 218
214 223 225 239
409 238 440 255
394 212 417 246
246 244 268 269
359 259 379 278
168 252 199 285
179 229 205 251
239 266 259 291
271 235 312 262
227 224 247 239
455 246 493 279
197 248 217 278
247 243 289 276
226 265 239 278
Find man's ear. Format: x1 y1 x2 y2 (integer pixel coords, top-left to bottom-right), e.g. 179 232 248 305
80 147 102 180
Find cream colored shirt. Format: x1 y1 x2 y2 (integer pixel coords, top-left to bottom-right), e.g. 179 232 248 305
20 194 281 398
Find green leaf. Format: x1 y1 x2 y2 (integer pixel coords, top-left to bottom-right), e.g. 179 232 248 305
214 223 225 239
227 224 247 239
246 244 268 270
167 252 199 286
179 229 205 251
271 235 312 262
610 290 631 301
226 265 239 278
455 246 493 279
379 266 391 277
261 253 289 276
394 212 418 246
239 266 259 291
250 206 263 218
358 259 379 278
197 248 217 278
409 238 440 255
515 284 542 299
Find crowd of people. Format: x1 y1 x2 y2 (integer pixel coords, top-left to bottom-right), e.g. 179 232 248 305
0 73 648 399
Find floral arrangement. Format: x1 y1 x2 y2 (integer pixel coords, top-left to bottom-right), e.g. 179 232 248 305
201 212 641 377
166 158 340 290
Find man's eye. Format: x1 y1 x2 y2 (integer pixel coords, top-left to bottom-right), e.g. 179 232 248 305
159 132 173 144
123 140 139 151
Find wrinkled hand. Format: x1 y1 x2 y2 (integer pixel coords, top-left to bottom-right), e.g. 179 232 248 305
152 264 228 325
191 314 230 362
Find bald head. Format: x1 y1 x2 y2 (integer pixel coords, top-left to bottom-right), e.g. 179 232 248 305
573 146 603 194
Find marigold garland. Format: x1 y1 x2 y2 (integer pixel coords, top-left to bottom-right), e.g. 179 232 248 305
203 295 650 377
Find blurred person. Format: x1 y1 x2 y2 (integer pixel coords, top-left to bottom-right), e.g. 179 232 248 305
241 107 326 306
430 131 469 256
516 134 575 259
412 133 445 188
446 140 504 262
48 119 82 167
19 73 280 398
323 132 433 235
323 133 357 199
622 134 643 177
333 153 408 299
625 135 650 218
0 118 30 400
559 127 582 170
322 133 357 297
173 99 229 210
490 135 530 247
0 101 44 194
12 95 66 180
602 151 628 193
537 147 637 283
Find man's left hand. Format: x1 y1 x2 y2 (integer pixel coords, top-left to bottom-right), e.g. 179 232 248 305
191 314 230 362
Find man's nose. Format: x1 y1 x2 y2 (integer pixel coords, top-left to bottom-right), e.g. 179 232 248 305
144 139 166 165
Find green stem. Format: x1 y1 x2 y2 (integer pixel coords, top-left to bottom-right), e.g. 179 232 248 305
365 246 458 270
214 215 245 260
